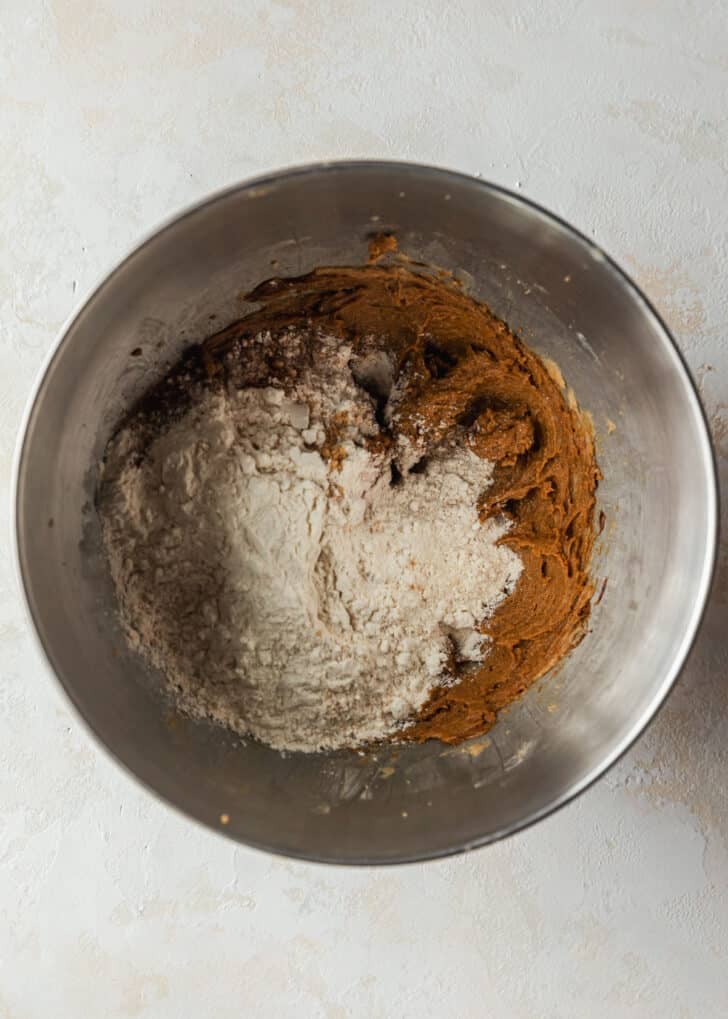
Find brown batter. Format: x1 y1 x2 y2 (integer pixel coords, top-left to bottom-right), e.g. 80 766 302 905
200 239 600 745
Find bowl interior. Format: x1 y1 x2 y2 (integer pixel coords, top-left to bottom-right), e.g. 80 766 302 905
15 164 716 863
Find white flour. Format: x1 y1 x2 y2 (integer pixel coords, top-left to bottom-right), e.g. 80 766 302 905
100 335 522 752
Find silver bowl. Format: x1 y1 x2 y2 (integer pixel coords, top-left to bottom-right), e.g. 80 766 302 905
13 162 717 864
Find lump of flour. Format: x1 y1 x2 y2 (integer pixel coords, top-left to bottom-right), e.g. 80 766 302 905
100 334 522 752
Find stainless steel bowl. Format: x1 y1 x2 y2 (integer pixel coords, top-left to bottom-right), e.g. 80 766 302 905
13 162 717 864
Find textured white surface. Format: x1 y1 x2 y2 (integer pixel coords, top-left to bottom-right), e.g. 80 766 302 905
2 2 727 1016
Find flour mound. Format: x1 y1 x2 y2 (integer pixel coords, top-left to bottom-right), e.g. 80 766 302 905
100 336 522 752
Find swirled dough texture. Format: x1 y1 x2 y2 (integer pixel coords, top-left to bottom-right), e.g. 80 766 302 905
200 244 600 744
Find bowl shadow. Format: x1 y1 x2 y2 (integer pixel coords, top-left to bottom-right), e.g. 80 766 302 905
616 447 727 843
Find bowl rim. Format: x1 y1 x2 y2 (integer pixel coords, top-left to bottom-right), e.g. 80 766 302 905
11 159 720 865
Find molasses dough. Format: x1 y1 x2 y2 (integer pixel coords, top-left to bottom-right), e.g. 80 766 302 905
199 241 600 745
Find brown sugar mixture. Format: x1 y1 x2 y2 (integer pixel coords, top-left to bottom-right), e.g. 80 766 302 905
196 239 600 745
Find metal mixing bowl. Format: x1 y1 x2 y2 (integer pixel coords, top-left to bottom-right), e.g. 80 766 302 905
13 162 717 864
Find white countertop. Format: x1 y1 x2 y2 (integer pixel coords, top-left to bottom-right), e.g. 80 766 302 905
2 2 727 1016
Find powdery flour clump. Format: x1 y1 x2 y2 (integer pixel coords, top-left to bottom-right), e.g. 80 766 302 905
100 335 522 752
